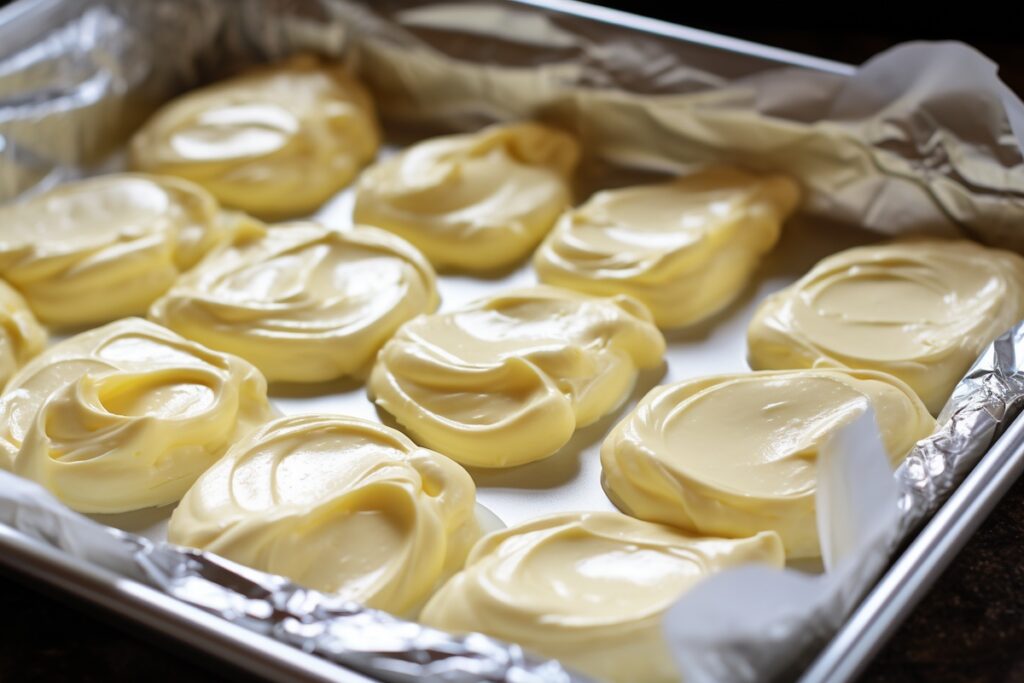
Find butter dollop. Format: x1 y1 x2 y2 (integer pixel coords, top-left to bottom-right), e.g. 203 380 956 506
369 286 665 468
534 166 799 328
150 222 438 383
420 511 783 683
353 122 579 271
168 414 480 616
601 369 935 558
0 318 274 513
747 239 1024 414
0 174 236 328
131 55 379 219
0 280 46 388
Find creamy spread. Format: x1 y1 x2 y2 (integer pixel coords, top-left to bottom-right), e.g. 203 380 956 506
420 511 783 683
747 239 1024 414
0 280 46 388
369 286 665 468
601 369 935 558
534 166 800 328
0 174 242 328
0 318 274 513
150 222 438 383
168 413 480 616
131 55 379 219
353 122 579 271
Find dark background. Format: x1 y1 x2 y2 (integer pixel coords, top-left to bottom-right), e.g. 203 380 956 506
1 1 1023 682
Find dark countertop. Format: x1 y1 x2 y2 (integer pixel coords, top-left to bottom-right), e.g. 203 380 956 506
1 9 1023 683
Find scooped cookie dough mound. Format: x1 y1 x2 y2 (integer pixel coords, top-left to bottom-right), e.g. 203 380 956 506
535 166 799 327
369 286 665 468
0 280 46 388
601 369 935 557
353 122 579 271
0 318 273 513
150 222 438 383
169 414 480 616
421 511 783 683
131 55 379 218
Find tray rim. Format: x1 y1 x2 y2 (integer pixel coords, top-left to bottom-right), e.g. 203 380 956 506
0 1 1017 682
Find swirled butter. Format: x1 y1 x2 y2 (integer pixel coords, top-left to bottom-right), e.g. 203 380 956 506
534 167 800 328
747 239 1024 414
0 280 46 388
0 318 274 513
353 122 579 271
168 414 480 616
130 55 379 219
420 511 783 683
0 174 241 328
150 222 438 383
369 286 665 468
601 369 935 558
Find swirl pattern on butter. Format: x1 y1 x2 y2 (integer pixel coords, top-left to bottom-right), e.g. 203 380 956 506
0 318 274 513
0 174 238 328
168 414 480 616
369 286 665 468
601 369 935 557
150 222 438 383
131 55 379 219
747 239 1024 414
353 122 579 271
421 511 783 683
534 166 800 328
0 280 46 388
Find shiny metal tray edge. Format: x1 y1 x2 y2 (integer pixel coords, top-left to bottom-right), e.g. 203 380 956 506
0 1 1018 681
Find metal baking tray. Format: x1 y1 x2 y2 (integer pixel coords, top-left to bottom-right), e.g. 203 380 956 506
0 1 1021 682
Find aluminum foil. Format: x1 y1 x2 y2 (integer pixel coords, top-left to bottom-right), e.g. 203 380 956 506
2 1 1024 682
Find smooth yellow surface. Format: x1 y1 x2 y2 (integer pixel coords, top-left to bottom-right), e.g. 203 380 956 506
168 414 480 616
535 167 800 328
601 369 935 558
421 511 783 683
369 286 665 468
131 55 379 219
0 318 274 513
0 280 46 388
150 222 438 383
353 122 579 271
0 174 239 328
747 239 1024 414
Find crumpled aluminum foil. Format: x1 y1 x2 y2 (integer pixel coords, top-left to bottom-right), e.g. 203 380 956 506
2 1 1024 682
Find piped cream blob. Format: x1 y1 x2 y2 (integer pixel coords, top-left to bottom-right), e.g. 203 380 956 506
150 222 438 383
369 286 665 468
0 280 46 388
534 167 800 328
0 173 242 328
168 414 480 616
420 511 783 683
747 239 1024 414
0 318 274 513
131 55 379 219
601 369 935 558
353 122 579 271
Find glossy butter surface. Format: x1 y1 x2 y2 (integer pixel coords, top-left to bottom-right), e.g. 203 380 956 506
168 414 480 616
601 369 935 557
0 318 273 513
747 239 1024 414
369 286 665 468
0 174 233 327
353 122 579 271
131 55 379 218
0 280 46 388
535 167 800 327
151 222 438 383
421 511 783 683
